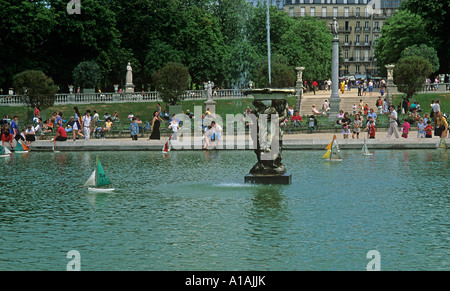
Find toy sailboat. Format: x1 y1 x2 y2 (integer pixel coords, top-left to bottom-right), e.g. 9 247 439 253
322 135 342 161
162 135 172 153
84 156 115 192
0 146 12 157
436 138 447 149
362 138 373 156
15 140 29 154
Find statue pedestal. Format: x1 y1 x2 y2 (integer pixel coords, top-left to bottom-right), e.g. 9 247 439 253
204 100 216 115
125 84 135 93
245 173 292 185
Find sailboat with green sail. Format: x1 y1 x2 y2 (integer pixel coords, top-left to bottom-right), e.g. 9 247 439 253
84 156 115 192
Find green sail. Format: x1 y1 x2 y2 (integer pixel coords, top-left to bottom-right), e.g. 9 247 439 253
96 158 112 187
0 146 4 155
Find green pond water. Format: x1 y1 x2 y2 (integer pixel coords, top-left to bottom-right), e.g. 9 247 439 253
0 149 448 271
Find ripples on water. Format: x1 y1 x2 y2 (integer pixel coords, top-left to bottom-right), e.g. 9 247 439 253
0 149 448 270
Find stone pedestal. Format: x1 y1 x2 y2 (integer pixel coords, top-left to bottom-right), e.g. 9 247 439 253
385 64 397 105
245 173 292 185
328 38 341 121
204 100 216 116
295 66 304 112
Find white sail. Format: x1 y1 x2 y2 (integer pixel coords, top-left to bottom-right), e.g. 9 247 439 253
362 140 373 156
330 140 342 160
84 170 96 187
4 147 11 154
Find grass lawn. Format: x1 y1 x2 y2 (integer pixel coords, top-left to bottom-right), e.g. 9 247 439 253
392 92 450 115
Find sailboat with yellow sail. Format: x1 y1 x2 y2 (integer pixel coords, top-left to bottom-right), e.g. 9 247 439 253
84 156 115 192
322 135 342 162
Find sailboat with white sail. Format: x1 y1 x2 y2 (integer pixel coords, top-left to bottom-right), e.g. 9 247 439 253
436 138 447 149
15 140 29 154
0 146 12 157
84 156 115 192
322 135 342 162
362 138 373 156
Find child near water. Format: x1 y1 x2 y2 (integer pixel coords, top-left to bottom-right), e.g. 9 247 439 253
401 119 410 138
425 120 433 138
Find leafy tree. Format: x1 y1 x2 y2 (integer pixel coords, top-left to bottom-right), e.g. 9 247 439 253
252 56 296 88
13 70 58 110
375 10 429 76
0 1 55 91
401 44 440 74
394 56 432 99
400 0 450 73
152 62 190 105
72 61 102 90
279 16 332 81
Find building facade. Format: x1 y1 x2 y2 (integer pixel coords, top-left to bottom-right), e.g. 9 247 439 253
283 0 405 79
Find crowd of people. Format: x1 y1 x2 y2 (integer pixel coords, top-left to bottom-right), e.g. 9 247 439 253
1 96 448 152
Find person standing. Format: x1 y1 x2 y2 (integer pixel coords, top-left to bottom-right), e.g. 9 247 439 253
386 105 400 139
129 117 139 140
72 107 84 141
312 80 318 95
9 115 19 140
82 110 92 141
149 111 162 140
341 112 351 139
432 99 441 128
401 119 410 138
168 118 180 140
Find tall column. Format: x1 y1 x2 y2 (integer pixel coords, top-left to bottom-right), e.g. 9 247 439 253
295 66 304 112
328 19 341 121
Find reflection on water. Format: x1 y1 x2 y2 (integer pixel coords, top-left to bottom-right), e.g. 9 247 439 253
0 149 448 270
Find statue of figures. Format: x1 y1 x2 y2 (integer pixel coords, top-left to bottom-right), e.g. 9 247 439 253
250 98 287 176
332 18 339 39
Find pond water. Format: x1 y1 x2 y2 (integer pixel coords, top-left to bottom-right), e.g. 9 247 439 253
0 149 448 270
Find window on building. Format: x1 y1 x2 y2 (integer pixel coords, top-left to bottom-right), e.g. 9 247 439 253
345 65 349 75
301 7 305 17
345 35 349 44
344 7 349 17
356 65 360 74
344 49 349 60
365 35 369 44
289 7 294 17
356 50 360 61
333 7 338 17
356 7 360 17
322 7 327 17
310 7 315 17
364 50 369 61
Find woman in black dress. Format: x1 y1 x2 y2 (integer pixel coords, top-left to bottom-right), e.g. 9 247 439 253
149 111 162 140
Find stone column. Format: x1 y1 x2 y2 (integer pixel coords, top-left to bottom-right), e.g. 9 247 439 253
385 64 397 105
328 37 341 121
295 67 304 112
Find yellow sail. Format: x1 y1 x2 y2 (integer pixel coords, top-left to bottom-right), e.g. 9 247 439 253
322 149 331 159
325 135 337 150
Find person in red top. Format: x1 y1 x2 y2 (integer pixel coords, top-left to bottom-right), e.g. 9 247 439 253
312 80 318 95
34 106 40 117
53 123 67 151
424 120 433 138
291 111 302 126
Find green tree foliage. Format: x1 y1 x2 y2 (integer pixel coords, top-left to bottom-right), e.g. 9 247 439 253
13 70 58 110
394 56 432 99
279 16 332 81
72 61 102 90
400 0 449 73
0 0 336 92
374 10 429 76
401 44 440 74
152 62 190 105
252 56 296 88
